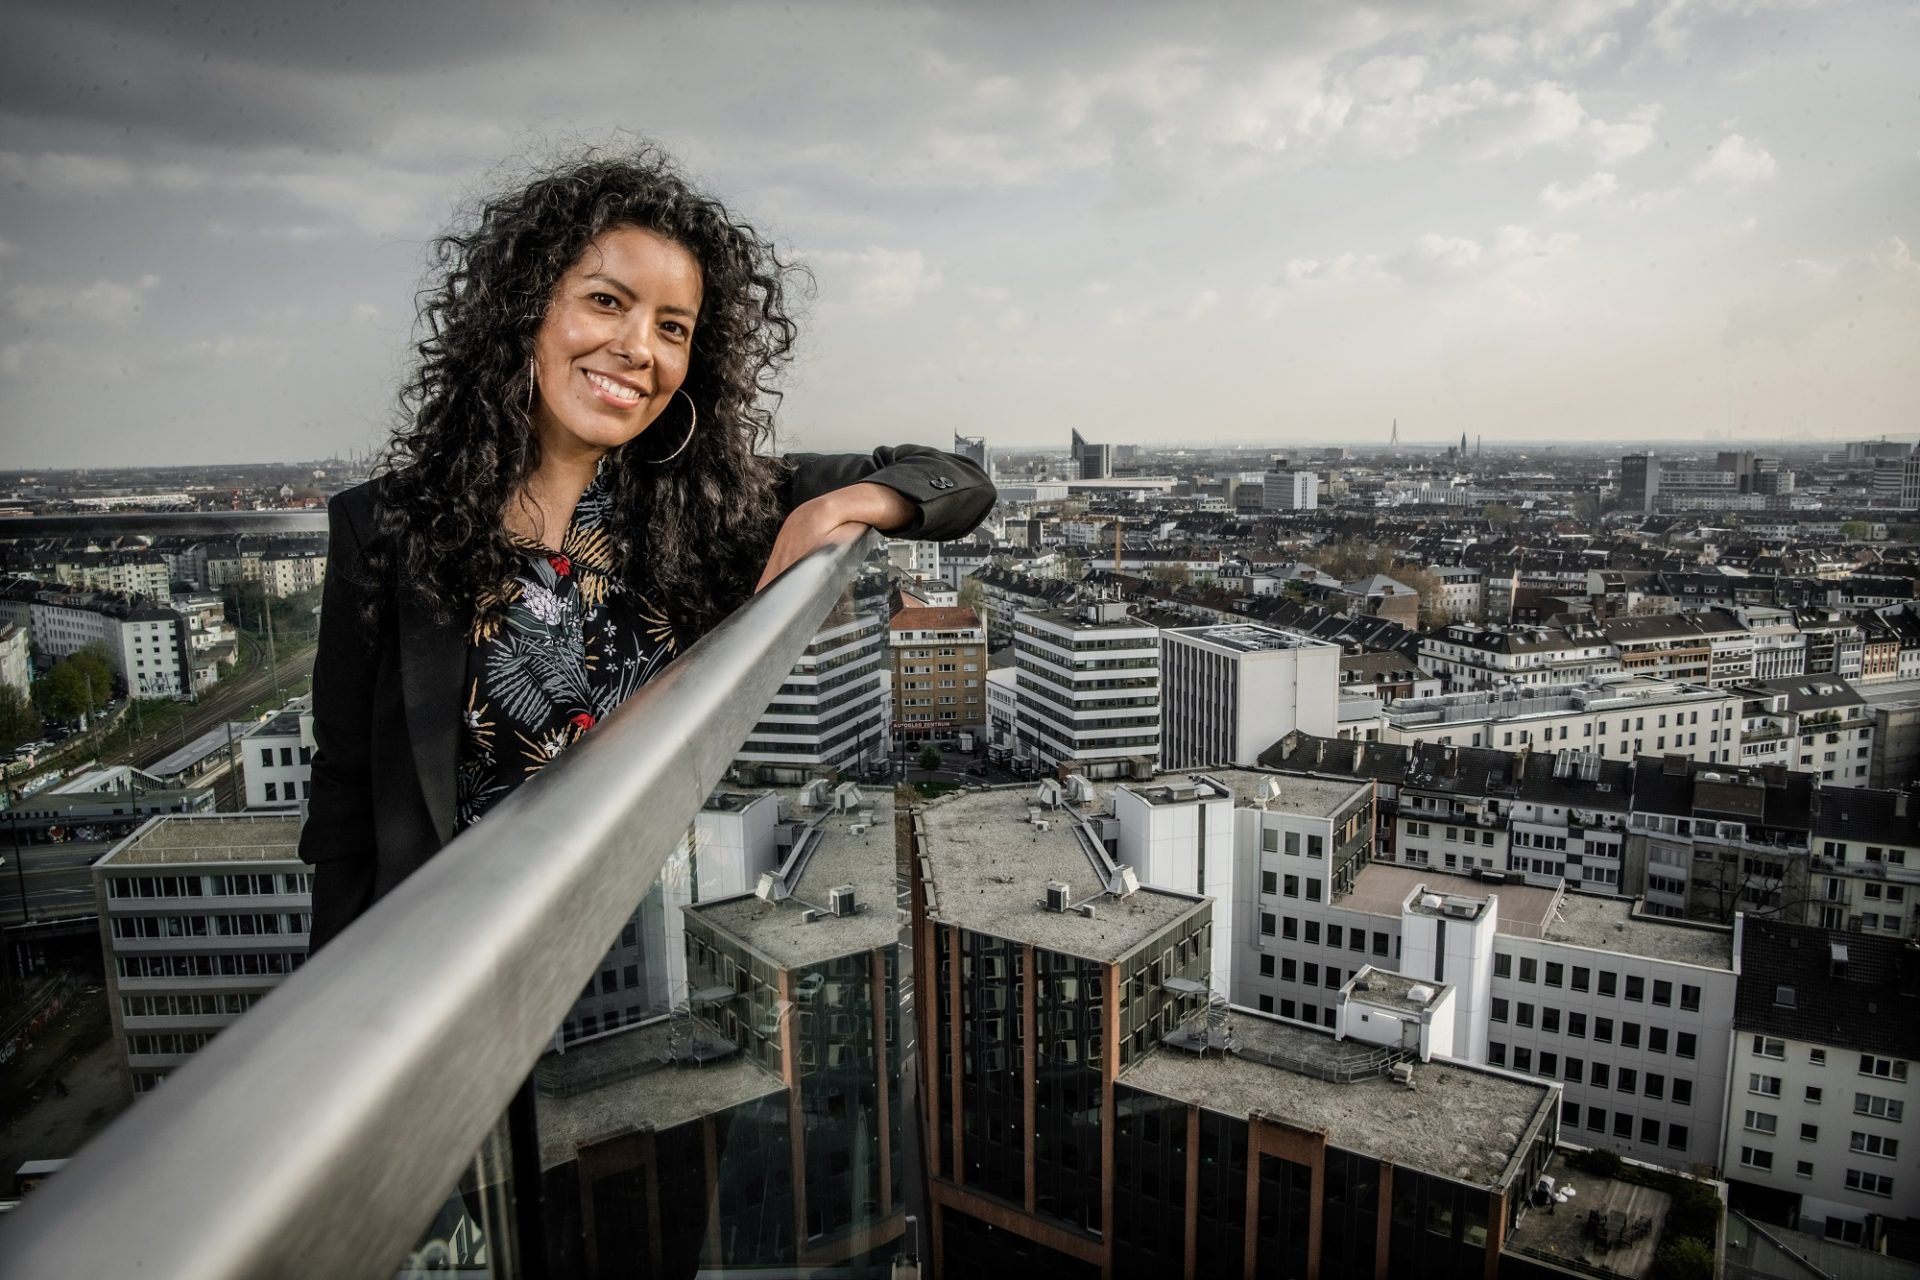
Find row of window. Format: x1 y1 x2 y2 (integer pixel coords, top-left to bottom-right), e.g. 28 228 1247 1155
1738 1147 1897 1196
128 1032 220 1056
1258 870 1324 902
1257 915 1392 957
122 992 263 1019
116 952 305 978
107 873 312 899
1493 953 1701 1008
1559 1100 1689 1151
1258 828 1328 858
1491 1041 1696 1102
1492 1004 1701 1057
111 913 311 939
257 745 312 768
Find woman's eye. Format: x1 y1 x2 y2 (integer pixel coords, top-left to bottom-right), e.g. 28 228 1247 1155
661 321 688 338
589 292 620 308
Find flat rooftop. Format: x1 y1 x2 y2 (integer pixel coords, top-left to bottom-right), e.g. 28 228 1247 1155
693 791 899 969
146 721 260 777
1338 864 1564 937
1204 769 1372 818
918 787 1208 963
532 1018 784 1172
1164 623 1334 653
1504 1149 1675 1280
97 813 304 866
1344 966 1447 1016
1123 1011 1555 1189
1545 893 1732 970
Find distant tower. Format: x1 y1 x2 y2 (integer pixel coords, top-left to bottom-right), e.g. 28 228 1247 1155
1389 419 1400 448
1461 431 1468 455
1476 435 1482 458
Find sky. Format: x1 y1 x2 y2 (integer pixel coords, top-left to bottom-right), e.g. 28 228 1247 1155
1 0 1917 468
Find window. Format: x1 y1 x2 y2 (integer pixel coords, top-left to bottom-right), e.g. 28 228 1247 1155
1541 1007 1560 1034
1796 1160 1814 1179
1306 878 1322 902
1613 1113 1633 1139
1516 1002 1534 1028
1594 1017 1614 1044
1618 1068 1638 1094
1303 963 1319 986
1283 917 1299 941
1488 1041 1506 1067
1753 1035 1786 1060
1844 1169 1893 1198
1591 1062 1610 1088
1259 954 1275 978
1586 1108 1606 1133
1568 1012 1587 1039
1598 971 1617 997
1680 984 1700 1012
1677 1032 1696 1060
1859 1055 1908 1081
1327 925 1343 948
1620 1022 1640 1050
1801 1123 1818 1142
1284 874 1299 898
1544 962 1563 987
1494 952 1512 979
1809 1048 1826 1066
1260 912 1276 937
1749 1074 1782 1098
1854 1094 1904 1122
1282 959 1297 982
1640 1117 1661 1144
1520 958 1538 983
1307 835 1323 859
1540 1051 1558 1077
1806 1086 1823 1105
260 748 273 767
264 782 277 802
1625 975 1645 1002
1564 1057 1583 1081
1261 870 1278 895
1259 994 1274 1013
1571 966 1590 992
1667 1124 1689 1151
1285 832 1300 855
1262 828 1278 853
1672 1079 1692 1106
1372 931 1389 957
1645 1073 1663 1100
1741 1147 1774 1171
1491 998 1508 1023
1744 1110 1778 1135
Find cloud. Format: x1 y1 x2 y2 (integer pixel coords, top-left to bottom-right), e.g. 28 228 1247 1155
1692 133 1777 183
1279 253 1388 287
1184 289 1220 320
10 273 160 326
806 247 942 313
1541 170 1618 211
1725 236 1920 345
1589 105 1661 162
1414 234 1484 269
1465 83 1657 163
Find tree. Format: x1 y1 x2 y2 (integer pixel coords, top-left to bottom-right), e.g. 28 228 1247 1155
1308 540 1447 627
1147 562 1191 587
0 683 41 751
1840 520 1872 542
1481 503 1519 526
1053 552 1086 583
917 746 943 772
34 646 115 722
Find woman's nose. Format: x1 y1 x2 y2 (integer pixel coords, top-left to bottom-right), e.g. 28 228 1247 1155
610 316 652 367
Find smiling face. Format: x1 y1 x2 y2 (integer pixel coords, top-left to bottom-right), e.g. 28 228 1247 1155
529 225 705 462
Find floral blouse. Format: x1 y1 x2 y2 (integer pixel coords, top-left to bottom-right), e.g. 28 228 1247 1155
455 470 677 831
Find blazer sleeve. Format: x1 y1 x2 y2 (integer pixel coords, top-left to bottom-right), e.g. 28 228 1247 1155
298 486 381 949
778 444 996 541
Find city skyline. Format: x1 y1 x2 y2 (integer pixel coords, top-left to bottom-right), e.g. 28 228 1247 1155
2 0 1917 469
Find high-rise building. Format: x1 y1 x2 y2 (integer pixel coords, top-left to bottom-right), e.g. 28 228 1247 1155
1070 428 1111 480
1903 445 1920 509
1260 469 1318 511
954 432 990 478
734 568 890 783
1011 600 1160 778
1158 624 1340 770
94 813 313 1097
1621 453 1660 513
890 604 987 743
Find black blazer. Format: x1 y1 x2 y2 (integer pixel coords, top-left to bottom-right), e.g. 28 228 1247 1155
300 446 994 950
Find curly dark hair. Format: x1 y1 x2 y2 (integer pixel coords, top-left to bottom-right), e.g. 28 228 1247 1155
364 144 802 641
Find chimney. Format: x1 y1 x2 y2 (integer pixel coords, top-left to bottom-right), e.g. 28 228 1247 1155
1897 792 1910 819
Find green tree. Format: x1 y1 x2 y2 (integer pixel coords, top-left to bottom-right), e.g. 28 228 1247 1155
1053 552 1086 583
34 646 115 721
1840 520 1872 542
1651 1235 1713 1280
917 746 943 772
0 683 42 751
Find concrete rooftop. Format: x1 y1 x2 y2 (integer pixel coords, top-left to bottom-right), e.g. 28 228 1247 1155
98 813 304 866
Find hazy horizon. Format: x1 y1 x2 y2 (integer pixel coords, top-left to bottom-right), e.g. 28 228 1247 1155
2 0 1916 469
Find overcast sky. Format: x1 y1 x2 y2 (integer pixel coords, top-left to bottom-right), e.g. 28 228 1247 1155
1 0 1916 468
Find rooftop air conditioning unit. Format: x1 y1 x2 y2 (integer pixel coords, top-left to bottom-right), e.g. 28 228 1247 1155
1046 881 1071 913
1078 903 1098 919
829 885 858 917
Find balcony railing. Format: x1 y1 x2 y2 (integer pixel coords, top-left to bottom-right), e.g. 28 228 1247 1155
0 526 877 1279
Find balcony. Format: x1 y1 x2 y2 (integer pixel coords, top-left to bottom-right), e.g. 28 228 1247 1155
0 528 893 1278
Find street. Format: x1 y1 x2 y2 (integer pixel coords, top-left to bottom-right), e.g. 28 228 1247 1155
0 840 115 925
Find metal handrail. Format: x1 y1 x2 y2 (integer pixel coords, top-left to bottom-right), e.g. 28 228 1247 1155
0 526 877 1279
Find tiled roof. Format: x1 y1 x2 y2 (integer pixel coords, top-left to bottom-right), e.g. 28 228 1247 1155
1734 917 1920 1058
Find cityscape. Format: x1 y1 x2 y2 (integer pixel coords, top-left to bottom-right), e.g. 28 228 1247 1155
0 433 1917 1278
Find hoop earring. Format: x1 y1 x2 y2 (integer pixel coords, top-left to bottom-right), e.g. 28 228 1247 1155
524 358 538 419
644 389 699 464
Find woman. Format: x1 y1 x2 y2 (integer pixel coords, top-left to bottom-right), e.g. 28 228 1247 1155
299 148 993 950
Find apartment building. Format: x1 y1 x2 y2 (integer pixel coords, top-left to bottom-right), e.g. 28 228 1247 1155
969 564 1077 650
1157 623 1339 770
1428 563 1484 621
1379 677 1744 768
889 604 986 744
1626 757 1813 925
44 553 171 600
1734 677 1874 787
1010 600 1160 779
1417 623 1620 690
1796 612 1867 681
1731 607 1809 680
1607 610 1755 687
93 814 312 1097
733 572 890 784
0 621 29 698
4 578 190 698
1809 788 1919 940
1724 918 1917 1251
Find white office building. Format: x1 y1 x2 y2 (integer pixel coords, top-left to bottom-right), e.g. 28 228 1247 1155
733 574 890 784
1158 624 1340 770
242 706 313 809
1379 678 1745 766
1010 600 1160 778
1261 469 1319 512
94 814 312 1096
